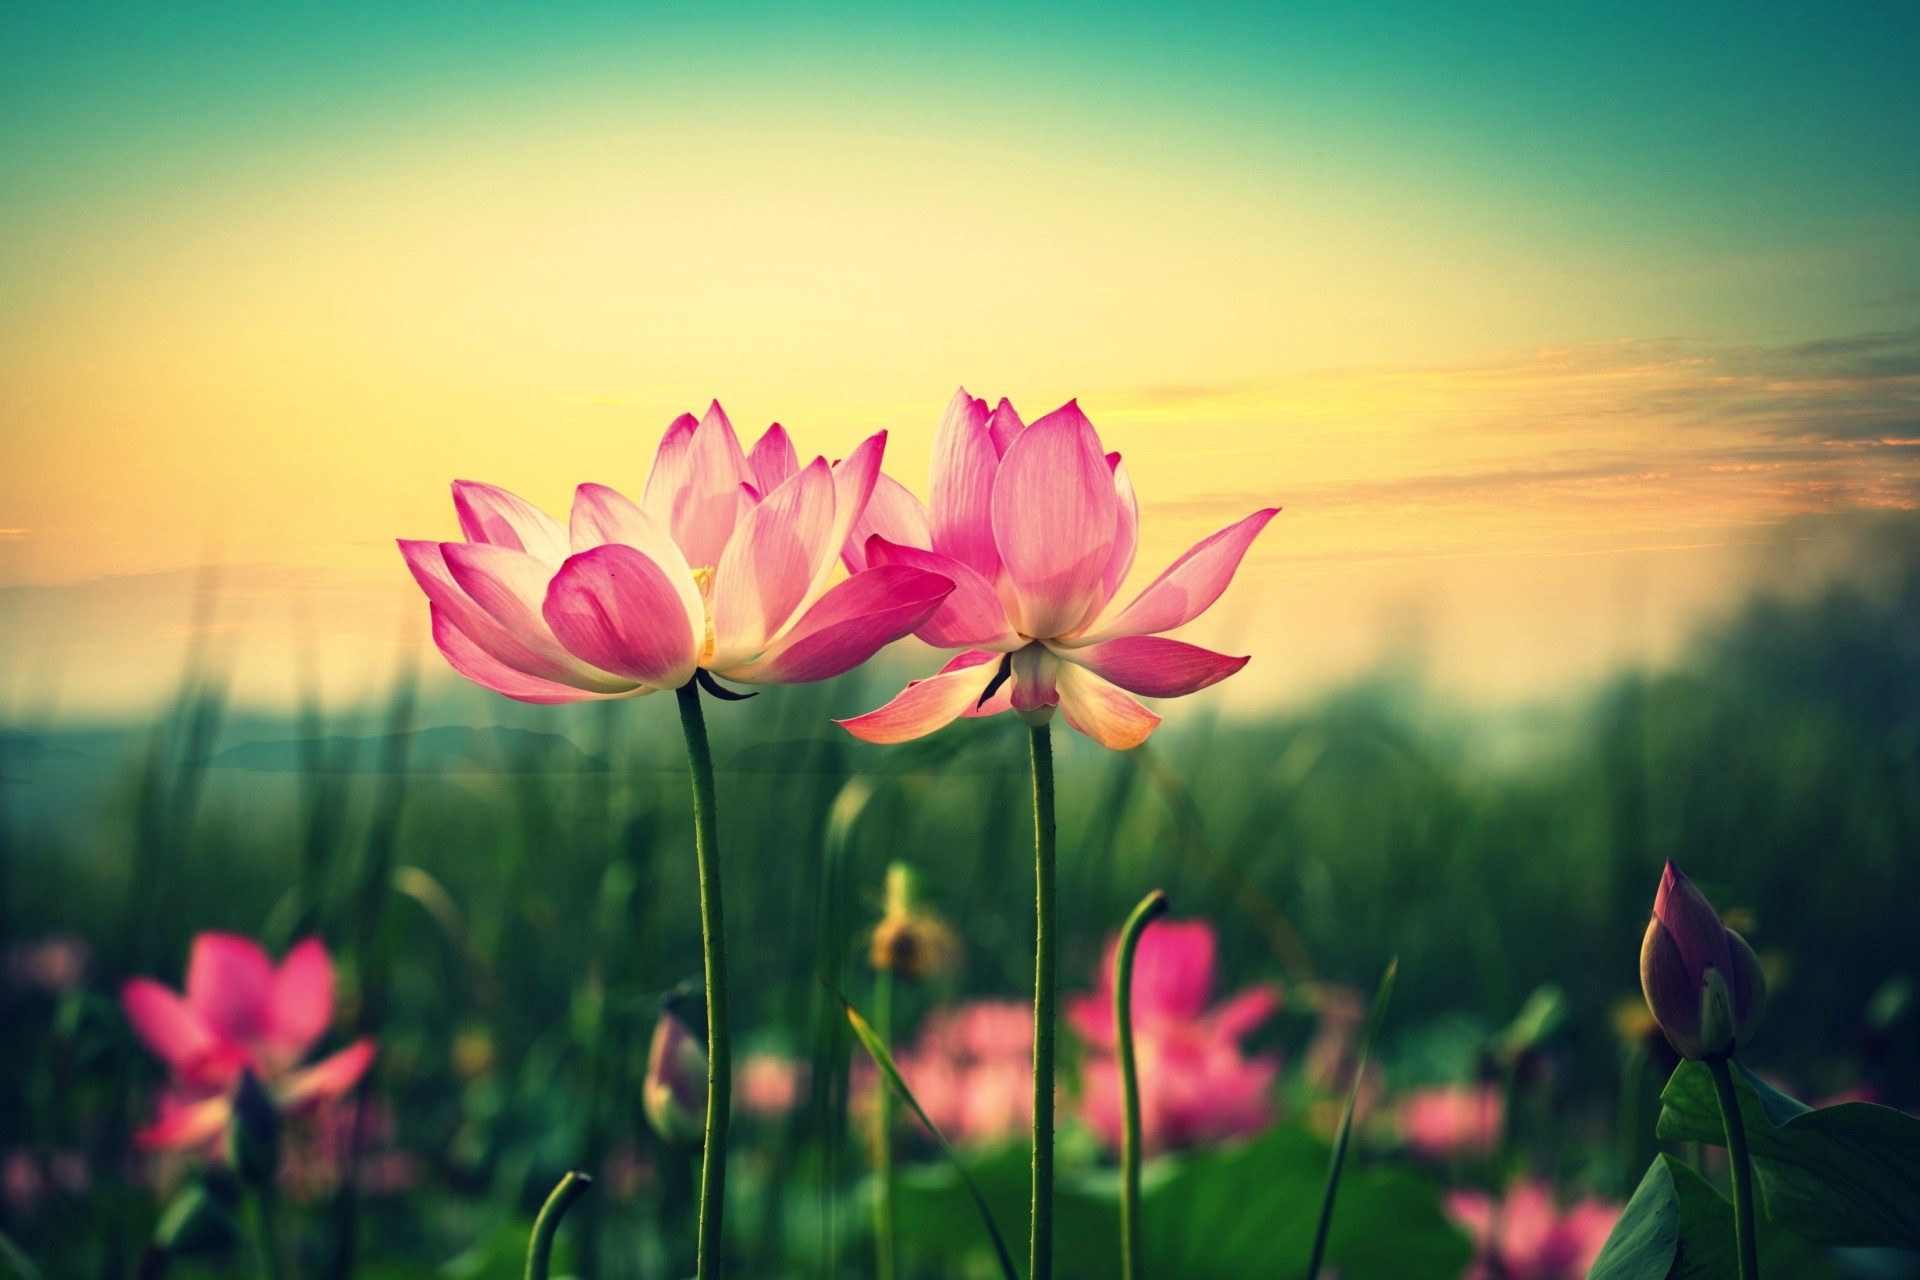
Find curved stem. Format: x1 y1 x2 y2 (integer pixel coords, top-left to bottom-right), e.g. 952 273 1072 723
1117 889 1170 1280
873 968 897 1280
525 1172 593 1280
1708 1057 1760 1280
676 681 732 1280
1028 722 1057 1280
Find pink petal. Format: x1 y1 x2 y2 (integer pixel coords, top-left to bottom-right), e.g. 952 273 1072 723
279 1038 376 1111
640 412 699 533
542 545 702 689
1054 662 1161 750
1103 454 1138 600
1065 991 1114 1049
748 423 799 495
1011 644 1061 713
402 540 585 689
122 979 220 1079
567 483 706 640
836 649 1001 743
135 1092 231 1153
1653 862 1734 993
990 401 1120 638
710 459 837 666
430 605 615 704
843 472 932 570
986 398 1026 457
672 401 753 568
819 431 886 590
866 538 1021 650
1068 636 1249 698
929 388 1002 579
450 481 569 567
722 565 952 685
1208 985 1282 1041
1131 921 1218 1022
443 542 635 693
1079 508 1279 643
186 934 275 1045
264 938 334 1070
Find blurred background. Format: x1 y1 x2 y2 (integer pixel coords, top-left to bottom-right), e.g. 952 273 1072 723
2 3 1916 1277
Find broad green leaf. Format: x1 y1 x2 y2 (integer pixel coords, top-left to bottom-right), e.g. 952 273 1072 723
1586 1157 1681 1280
1658 1060 1920 1249
840 991 1020 1280
893 1123 1467 1280
1587 1154 1841 1280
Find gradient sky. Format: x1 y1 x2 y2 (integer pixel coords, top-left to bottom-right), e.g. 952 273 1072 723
3 3 1917 714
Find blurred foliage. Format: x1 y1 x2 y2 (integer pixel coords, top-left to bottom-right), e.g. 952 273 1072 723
0 541 1915 1276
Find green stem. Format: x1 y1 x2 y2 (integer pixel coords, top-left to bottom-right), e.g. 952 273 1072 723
1028 722 1057 1280
874 967 897 1280
246 1189 284 1280
1708 1057 1760 1280
676 681 732 1280
1116 889 1170 1280
525 1172 593 1280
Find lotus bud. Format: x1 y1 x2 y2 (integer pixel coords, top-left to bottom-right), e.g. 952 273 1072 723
1639 862 1767 1060
869 862 959 981
643 998 708 1145
224 1069 282 1189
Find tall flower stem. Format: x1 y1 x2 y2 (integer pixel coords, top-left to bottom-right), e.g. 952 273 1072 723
1707 1057 1760 1280
246 1190 284 1280
1116 889 1170 1280
873 967 897 1280
1027 722 1058 1280
675 681 731 1280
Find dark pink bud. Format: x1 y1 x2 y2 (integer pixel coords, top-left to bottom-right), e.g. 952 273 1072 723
1639 862 1766 1060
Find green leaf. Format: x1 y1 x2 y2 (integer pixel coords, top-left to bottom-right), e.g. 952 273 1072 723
1144 1124 1469 1279
1658 1060 1920 1249
1587 1154 1847 1280
839 989 1020 1280
1586 1158 1682 1280
893 1123 1468 1280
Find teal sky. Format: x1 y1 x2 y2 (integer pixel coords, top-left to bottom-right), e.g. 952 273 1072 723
6 2 1918 344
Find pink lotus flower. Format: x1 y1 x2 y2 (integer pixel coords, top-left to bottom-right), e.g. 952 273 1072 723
738 1052 808 1118
881 1000 1038 1146
400 403 954 702
838 390 1277 749
1446 1180 1621 1280
1067 918 1281 1154
121 934 375 1154
1397 1083 1505 1162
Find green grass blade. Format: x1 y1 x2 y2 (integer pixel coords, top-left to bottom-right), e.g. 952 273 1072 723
1306 956 1398 1280
834 983 1020 1280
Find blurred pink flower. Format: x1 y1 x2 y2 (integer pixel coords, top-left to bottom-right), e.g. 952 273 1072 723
1067 918 1282 1154
739 1052 808 1118
1397 1084 1504 1162
399 404 952 702
1446 1180 1621 1280
6 935 91 993
839 390 1277 750
885 1000 1037 1146
121 934 375 1155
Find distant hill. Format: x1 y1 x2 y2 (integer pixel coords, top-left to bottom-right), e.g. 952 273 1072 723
207 726 608 774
